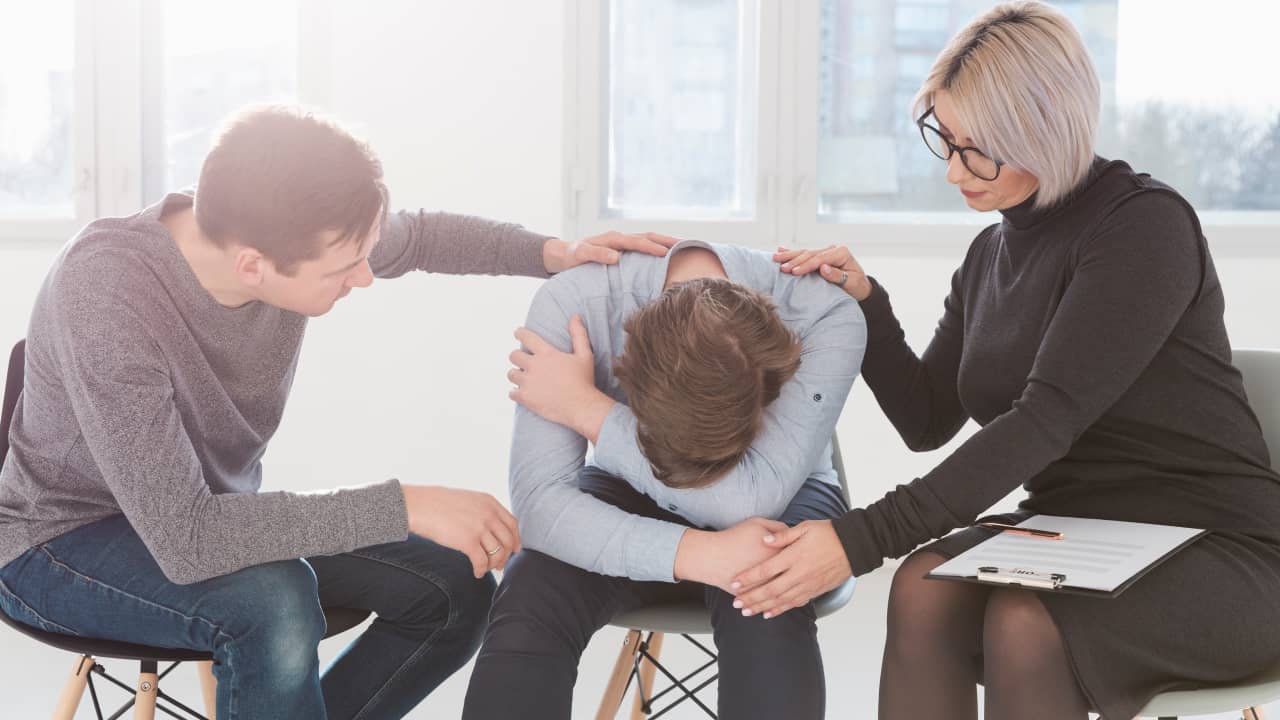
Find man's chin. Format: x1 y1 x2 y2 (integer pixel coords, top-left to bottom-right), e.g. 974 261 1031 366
291 298 339 317
308 301 338 317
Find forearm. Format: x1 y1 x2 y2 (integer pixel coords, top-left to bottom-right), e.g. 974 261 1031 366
371 210 553 279
133 480 409 585
568 390 616 443
859 278 968 451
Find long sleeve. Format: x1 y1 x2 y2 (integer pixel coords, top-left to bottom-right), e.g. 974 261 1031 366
833 193 1205 576
48 258 409 585
369 209 552 280
509 281 688 581
591 293 867 528
858 264 971 452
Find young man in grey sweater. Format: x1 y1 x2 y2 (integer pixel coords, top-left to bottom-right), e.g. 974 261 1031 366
0 106 672 719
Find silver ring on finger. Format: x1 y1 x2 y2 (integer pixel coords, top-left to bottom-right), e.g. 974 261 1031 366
839 271 849 287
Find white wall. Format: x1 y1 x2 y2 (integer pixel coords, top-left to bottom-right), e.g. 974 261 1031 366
1 1 1278 717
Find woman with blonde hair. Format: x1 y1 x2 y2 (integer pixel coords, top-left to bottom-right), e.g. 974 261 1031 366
730 2 1280 718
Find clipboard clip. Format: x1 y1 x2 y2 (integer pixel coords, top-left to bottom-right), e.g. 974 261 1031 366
977 565 1066 590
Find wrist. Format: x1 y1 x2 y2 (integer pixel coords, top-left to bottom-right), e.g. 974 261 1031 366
851 277 873 302
573 390 615 443
673 528 714 583
542 238 568 274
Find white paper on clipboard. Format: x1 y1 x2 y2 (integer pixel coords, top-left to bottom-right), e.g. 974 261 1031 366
927 515 1204 594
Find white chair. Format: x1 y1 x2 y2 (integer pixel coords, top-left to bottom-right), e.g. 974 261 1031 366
594 434 857 719
1136 348 1280 720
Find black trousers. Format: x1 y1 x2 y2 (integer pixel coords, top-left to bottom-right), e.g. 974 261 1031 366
462 467 847 719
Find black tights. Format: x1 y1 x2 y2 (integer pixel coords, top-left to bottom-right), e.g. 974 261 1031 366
879 551 1093 720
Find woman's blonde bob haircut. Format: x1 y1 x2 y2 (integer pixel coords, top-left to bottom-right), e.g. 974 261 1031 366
912 1 1100 208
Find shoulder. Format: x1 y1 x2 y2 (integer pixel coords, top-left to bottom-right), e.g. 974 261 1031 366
1091 180 1202 265
768 264 866 343
49 225 175 321
1076 159 1201 248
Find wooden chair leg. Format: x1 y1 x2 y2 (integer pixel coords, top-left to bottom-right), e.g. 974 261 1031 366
52 655 94 720
1244 708 1266 720
197 660 218 719
595 629 642 720
133 660 158 720
630 632 665 719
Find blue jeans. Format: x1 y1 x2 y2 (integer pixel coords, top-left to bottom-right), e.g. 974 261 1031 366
0 515 495 719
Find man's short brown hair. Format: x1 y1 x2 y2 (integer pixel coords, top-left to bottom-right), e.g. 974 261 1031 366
614 278 802 489
193 105 388 275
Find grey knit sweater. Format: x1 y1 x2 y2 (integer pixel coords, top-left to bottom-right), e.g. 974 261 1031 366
0 191 550 584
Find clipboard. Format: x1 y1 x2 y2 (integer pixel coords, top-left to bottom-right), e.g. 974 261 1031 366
925 515 1207 598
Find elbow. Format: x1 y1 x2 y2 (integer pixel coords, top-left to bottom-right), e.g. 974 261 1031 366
146 538 216 585
154 556 209 586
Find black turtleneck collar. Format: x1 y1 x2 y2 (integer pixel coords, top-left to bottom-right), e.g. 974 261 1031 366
998 156 1119 231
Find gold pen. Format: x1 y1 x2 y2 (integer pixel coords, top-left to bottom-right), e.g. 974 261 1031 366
978 521 1064 540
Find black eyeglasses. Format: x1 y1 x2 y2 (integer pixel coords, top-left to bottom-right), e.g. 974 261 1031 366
916 106 1003 181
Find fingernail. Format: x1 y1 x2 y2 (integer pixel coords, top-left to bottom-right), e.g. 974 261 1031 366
763 612 773 620
763 534 775 543
742 608 754 617
730 581 741 590
733 599 743 608
780 264 790 270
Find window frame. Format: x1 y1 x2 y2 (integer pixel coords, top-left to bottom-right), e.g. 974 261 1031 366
566 0 1280 257
563 0 785 248
0 0 330 243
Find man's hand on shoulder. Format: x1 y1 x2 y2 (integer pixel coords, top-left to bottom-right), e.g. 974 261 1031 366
508 316 615 442
402 485 521 579
542 231 680 274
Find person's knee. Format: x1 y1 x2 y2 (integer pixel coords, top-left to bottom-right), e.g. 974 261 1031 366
216 560 324 680
397 547 497 638
982 589 1061 673
710 586 817 645
448 570 496 645
885 551 949 639
480 551 597 656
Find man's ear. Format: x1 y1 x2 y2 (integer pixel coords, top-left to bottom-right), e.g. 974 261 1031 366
232 246 267 288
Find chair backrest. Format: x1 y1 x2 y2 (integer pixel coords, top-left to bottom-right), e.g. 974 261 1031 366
831 432 850 505
1235 349 1280 473
0 340 24 469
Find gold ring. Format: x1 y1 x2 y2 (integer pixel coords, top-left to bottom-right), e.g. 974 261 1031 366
484 545 503 556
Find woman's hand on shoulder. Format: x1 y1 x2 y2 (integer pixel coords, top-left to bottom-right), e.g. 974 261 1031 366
774 245 873 301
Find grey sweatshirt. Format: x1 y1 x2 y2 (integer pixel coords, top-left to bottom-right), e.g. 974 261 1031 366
511 240 867 582
0 191 551 584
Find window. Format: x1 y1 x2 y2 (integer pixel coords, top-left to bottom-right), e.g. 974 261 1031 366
0 1 77 219
566 0 780 246
0 0 318 240
569 0 1280 254
143 0 299 202
605 0 759 220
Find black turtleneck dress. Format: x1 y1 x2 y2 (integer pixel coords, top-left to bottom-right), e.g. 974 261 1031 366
831 157 1280 719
